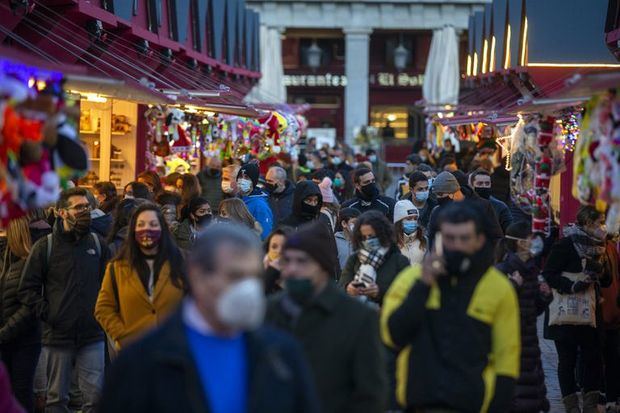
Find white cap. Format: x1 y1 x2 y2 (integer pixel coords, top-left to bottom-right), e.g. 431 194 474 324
393 200 419 224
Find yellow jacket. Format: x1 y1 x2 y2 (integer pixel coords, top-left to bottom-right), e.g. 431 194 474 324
95 259 184 349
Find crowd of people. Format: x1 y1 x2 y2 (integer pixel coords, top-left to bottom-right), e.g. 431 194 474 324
0 135 618 413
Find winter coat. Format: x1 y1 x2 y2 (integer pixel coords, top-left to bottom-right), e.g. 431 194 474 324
0 252 40 346
489 196 513 234
335 232 354 270
266 282 388 413
196 168 223 211
542 236 611 341
173 219 197 251
268 181 295 223
279 181 323 229
95 260 184 349
99 308 320 413
90 210 112 238
18 223 111 347
242 188 274 240
339 245 410 305
496 252 551 413
399 236 425 266
399 192 437 229
342 194 396 223
108 226 128 258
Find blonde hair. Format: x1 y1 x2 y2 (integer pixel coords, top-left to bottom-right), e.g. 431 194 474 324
7 217 32 258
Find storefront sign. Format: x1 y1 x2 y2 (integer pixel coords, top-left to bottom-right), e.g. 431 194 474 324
284 72 424 88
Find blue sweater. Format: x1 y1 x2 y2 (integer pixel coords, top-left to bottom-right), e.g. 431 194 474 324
185 326 248 413
242 189 273 239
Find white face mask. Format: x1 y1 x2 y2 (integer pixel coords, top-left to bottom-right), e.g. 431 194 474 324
529 236 544 256
221 181 234 194
237 178 252 194
216 278 265 331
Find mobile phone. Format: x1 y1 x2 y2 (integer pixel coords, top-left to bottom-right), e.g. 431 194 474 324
434 233 443 257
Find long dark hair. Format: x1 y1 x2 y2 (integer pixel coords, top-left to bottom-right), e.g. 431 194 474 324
352 210 396 250
116 203 185 289
394 220 427 251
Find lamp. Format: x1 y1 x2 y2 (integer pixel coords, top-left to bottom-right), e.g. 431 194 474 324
394 43 409 72
306 41 322 70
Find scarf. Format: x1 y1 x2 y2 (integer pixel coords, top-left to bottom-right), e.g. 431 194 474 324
354 247 389 285
564 225 606 259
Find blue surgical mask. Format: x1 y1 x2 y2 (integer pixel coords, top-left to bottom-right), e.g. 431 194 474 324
530 236 544 256
415 191 429 202
363 237 381 251
403 221 418 235
332 157 342 165
237 178 252 194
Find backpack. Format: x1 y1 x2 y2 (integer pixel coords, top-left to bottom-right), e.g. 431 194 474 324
45 232 101 264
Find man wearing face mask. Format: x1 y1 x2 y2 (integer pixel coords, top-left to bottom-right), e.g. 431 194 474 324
381 202 520 413
267 222 387 413
470 169 513 233
99 223 320 413
342 168 396 222
279 180 323 229
19 188 111 413
395 154 422 200
400 171 436 228
236 163 273 240
496 221 551 413
220 164 240 198
265 166 295 223
173 196 212 250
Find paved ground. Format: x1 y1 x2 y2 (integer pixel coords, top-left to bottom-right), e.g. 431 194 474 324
539 316 565 412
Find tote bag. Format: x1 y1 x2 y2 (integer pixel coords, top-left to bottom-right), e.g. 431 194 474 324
548 266 596 327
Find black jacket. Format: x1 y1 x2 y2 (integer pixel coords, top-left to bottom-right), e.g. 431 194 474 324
542 236 611 341
279 181 323 229
0 252 40 346
90 212 112 238
489 196 513 234
496 253 551 413
342 193 396 222
18 222 110 347
339 245 410 305
399 192 437 229
269 181 295 223
266 282 387 413
196 168 223 211
99 309 320 413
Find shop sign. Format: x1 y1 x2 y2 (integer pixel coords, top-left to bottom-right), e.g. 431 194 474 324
283 74 348 87
371 73 425 87
284 72 424 88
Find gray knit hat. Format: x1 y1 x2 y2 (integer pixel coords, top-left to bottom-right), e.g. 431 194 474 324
433 171 460 194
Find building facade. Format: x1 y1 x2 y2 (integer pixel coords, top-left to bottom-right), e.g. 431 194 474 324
247 0 488 144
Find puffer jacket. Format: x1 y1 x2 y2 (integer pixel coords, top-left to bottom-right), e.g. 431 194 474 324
496 252 551 413
0 251 40 346
242 188 274 240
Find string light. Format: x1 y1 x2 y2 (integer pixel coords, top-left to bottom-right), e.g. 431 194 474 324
560 112 580 152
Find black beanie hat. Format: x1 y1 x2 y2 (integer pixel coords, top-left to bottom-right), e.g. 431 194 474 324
237 163 260 187
284 222 337 276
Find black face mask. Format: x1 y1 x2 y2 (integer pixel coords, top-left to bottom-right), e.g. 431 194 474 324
301 202 320 217
475 187 492 200
68 211 91 237
264 183 278 194
437 196 453 206
194 214 212 227
444 249 473 277
359 183 378 200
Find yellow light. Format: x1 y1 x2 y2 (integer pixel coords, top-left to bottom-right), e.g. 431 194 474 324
504 24 511 69
520 17 528 66
36 80 47 91
466 54 472 77
490 36 496 72
473 52 479 76
387 114 397 122
482 39 488 74
527 63 620 68
83 93 107 103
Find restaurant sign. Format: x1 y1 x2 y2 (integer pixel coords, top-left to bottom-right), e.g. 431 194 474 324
283 72 424 88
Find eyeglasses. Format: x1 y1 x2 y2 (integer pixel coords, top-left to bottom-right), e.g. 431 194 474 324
66 204 91 213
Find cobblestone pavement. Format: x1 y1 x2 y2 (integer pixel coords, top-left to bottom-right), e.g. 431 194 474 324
538 316 564 412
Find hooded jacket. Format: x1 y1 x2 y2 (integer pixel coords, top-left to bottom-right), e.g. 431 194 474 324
341 192 396 223
269 181 295 223
242 188 274 240
279 181 323 229
18 221 111 347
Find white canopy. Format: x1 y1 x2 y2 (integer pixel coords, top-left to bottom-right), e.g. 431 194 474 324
422 25 460 107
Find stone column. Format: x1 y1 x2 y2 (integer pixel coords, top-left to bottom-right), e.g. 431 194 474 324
344 27 372 145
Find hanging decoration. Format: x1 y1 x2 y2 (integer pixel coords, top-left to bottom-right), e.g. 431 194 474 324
558 110 581 153
0 59 88 225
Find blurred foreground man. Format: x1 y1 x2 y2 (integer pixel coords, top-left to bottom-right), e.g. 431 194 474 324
381 202 520 413
99 224 319 413
267 223 387 413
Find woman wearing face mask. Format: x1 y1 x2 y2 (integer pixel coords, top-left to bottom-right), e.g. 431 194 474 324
543 206 611 413
173 196 212 250
393 200 427 265
340 210 409 306
218 198 262 237
263 226 294 295
334 208 361 270
496 221 551 413
318 177 339 232
176 174 201 222
95 203 185 353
